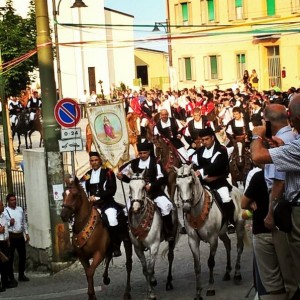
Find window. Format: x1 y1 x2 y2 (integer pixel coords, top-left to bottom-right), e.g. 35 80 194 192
236 54 246 80
266 0 275 16
228 0 245 20
178 57 195 81
235 0 243 19
207 0 215 21
136 66 148 86
204 55 222 80
175 2 192 26
181 2 189 24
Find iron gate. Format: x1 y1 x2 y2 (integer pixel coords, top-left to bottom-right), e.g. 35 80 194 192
0 168 26 210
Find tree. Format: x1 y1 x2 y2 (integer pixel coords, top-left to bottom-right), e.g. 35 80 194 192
0 0 37 96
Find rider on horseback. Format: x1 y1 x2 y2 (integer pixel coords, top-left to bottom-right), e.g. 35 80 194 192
81 152 123 257
117 142 175 241
8 97 23 129
27 91 42 127
191 127 236 234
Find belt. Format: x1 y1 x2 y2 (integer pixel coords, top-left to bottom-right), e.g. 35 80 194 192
9 232 24 238
291 202 300 207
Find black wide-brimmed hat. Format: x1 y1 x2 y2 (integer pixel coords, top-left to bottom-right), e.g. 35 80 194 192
197 127 215 137
137 142 152 152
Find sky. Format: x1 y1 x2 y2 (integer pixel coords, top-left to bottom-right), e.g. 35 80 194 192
2 0 168 51
104 0 168 51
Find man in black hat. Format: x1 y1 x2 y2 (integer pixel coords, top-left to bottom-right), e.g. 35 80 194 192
81 152 122 257
191 127 236 233
117 142 175 241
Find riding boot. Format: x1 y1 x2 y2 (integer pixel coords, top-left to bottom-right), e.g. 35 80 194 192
108 225 122 257
163 213 175 242
223 200 236 234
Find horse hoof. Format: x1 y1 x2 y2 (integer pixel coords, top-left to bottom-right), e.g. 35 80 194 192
166 282 173 290
103 277 110 285
150 279 157 287
206 289 215 296
222 273 231 281
234 274 242 283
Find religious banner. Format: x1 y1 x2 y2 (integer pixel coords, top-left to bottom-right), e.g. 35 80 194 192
87 101 129 167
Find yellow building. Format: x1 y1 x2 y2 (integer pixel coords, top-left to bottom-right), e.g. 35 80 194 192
134 48 169 91
168 0 300 91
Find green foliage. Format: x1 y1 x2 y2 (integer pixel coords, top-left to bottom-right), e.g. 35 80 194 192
0 0 37 96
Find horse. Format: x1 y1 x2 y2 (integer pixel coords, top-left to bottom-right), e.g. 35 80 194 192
61 177 133 300
174 164 247 300
229 137 253 187
127 112 139 157
12 110 31 153
152 134 182 204
128 170 178 300
28 109 43 148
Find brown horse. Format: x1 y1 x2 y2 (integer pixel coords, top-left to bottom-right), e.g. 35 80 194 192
61 178 133 300
229 138 253 187
127 113 139 157
28 109 43 148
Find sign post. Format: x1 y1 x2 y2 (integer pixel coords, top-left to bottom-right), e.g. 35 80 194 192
54 99 82 177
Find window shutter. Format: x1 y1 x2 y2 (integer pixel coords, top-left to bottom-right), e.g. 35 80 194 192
182 2 189 25
188 2 193 25
217 55 223 80
178 58 184 81
175 4 180 26
191 57 196 80
200 0 208 24
267 0 275 16
208 0 215 21
203 56 210 80
228 0 235 21
291 0 298 13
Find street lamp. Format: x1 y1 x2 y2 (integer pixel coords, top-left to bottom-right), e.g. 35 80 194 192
52 0 88 100
152 21 173 67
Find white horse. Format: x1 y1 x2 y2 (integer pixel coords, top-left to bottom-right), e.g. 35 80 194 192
174 164 246 300
128 170 178 300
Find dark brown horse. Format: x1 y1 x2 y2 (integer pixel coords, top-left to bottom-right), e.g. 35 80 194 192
12 111 31 153
28 109 43 148
61 178 133 300
229 138 253 187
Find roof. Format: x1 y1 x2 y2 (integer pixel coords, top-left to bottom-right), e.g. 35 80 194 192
104 7 134 18
135 47 168 54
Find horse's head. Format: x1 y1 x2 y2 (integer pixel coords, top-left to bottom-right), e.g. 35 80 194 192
61 177 84 222
128 169 147 214
174 164 194 212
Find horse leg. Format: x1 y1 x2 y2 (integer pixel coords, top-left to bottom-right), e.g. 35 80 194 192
24 133 29 149
29 131 33 149
206 238 218 297
17 134 21 153
166 239 175 291
79 257 97 300
188 234 203 300
219 233 232 281
123 238 133 300
233 220 245 283
134 243 157 300
102 255 112 285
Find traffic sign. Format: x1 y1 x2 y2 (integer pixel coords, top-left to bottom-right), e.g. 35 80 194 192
58 138 83 152
61 128 81 140
54 98 81 128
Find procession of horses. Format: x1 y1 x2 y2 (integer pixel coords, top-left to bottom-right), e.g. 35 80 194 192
10 88 258 300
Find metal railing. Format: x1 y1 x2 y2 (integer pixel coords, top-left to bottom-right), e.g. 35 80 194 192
0 168 26 210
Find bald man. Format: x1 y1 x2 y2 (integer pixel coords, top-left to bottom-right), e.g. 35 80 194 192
251 96 300 294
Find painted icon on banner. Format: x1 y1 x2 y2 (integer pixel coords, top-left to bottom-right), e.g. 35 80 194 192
95 114 121 144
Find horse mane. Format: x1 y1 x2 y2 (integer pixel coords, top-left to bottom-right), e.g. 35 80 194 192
190 167 203 205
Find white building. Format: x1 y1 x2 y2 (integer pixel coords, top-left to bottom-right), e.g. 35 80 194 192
6 0 135 99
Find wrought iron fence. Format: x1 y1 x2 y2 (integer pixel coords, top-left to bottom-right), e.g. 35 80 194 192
0 168 26 210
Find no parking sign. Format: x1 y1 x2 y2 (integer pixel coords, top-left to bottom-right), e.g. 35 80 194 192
54 98 81 128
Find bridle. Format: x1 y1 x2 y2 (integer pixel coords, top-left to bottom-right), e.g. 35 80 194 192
129 176 147 210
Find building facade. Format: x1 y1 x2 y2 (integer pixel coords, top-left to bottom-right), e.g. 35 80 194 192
168 0 300 91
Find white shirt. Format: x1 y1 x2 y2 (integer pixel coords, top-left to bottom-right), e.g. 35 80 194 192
4 206 28 235
0 212 9 241
153 118 183 135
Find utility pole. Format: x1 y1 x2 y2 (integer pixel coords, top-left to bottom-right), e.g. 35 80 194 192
34 0 71 267
0 48 13 192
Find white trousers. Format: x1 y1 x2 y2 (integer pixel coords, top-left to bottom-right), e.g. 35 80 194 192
104 207 118 226
29 112 35 121
10 115 17 125
125 195 173 216
217 186 231 203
